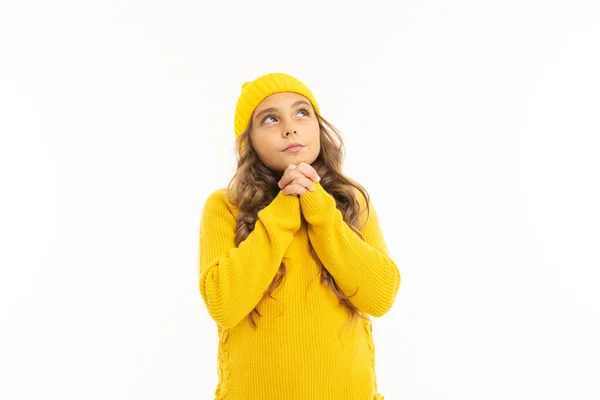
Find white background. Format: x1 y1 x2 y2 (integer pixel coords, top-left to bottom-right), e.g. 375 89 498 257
1 1 599 399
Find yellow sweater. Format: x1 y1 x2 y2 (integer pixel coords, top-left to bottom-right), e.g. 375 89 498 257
198 182 400 400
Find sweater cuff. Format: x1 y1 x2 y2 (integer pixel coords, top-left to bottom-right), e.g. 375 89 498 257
258 189 302 232
299 182 336 225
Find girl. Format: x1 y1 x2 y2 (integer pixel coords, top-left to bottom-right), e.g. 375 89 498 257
198 72 400 400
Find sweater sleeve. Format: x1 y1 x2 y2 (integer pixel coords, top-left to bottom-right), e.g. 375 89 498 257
198 189 301 329
299 182 400 317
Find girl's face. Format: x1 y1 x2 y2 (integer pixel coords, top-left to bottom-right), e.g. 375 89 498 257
249 92 320 174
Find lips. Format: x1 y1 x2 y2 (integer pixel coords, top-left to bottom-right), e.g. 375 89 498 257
284 144 304 151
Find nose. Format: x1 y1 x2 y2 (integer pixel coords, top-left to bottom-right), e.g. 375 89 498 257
281 119 298 136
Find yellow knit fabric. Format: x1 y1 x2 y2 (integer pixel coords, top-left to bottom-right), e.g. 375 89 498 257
198 182 401 399
233 72 321 139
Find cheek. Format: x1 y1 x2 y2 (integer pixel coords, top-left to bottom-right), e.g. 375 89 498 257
259 139 283 157
312 119 320 131
310 123 320 142
252 134 276 152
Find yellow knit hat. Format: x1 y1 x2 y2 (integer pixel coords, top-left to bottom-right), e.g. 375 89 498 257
233 72 321 139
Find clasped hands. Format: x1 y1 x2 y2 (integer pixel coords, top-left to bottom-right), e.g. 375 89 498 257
277 162 321 197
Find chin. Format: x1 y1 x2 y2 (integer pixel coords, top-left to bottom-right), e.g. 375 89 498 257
287 156 314 166
275 152 318 171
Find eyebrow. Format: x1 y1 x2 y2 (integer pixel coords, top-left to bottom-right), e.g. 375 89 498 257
253 100 312 123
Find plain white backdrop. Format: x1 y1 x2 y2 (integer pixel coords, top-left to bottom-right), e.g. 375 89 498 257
1 1 599 399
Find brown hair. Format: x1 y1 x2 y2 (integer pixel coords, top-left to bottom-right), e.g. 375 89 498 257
225 110 372 337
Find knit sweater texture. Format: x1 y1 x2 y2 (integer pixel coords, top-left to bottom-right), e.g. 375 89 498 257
198 181 400 399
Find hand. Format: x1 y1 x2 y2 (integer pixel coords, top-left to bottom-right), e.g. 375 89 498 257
278 162 321 197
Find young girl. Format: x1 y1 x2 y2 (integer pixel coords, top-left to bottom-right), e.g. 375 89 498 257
198 72 400 400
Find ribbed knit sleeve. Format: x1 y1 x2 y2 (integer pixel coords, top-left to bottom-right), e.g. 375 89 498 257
299 182 400 317
198 189 301 329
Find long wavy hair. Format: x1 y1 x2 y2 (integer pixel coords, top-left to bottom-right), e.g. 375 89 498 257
225 109 373 337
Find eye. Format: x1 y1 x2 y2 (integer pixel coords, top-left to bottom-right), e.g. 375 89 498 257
261 108 311 125
297 107 310 117
263 114 277 124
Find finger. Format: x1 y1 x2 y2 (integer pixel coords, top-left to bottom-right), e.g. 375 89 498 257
281 180 298 195
296 176 316 191
295 162 321 183
278 168 303 189
290 184 307 197
282 185 294 196
282 183 306 196
283 176 315 193
280 164 297 182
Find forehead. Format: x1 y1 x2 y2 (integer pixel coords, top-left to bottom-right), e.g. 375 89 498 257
255 92 311 112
